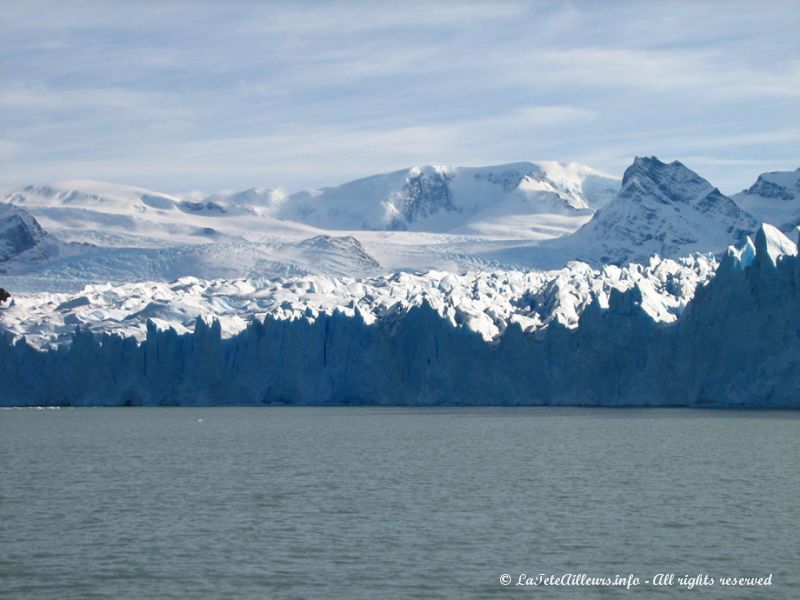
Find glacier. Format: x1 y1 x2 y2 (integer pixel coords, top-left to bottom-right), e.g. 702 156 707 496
1 158 798 407
0 224 797 408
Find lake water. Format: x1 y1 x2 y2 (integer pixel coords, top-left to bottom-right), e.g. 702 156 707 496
1 407 798 599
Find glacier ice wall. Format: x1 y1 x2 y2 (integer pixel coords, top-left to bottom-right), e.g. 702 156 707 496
0 225 798 407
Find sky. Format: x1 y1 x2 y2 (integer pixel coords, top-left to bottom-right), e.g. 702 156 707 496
1 0 798 195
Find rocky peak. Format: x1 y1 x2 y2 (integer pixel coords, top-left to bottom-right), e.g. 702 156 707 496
0 204 51 262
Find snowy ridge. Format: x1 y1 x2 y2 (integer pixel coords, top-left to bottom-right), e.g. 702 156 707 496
733 167 800 232
6 180 184 214
200 187 287 213
275 161 619 232
0 164 619 279
2 180 314 249
4 157 765 280
2 163 618 246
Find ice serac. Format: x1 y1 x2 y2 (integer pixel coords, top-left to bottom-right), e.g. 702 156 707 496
733 167 800 232
0 254 715 348
753 223 797 267
554 156 757 265
0 226 797 407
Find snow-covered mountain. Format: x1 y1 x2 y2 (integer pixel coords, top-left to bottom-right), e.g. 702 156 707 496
2 180 314 248
2 157 789 287
3 163 619 246
0 164 619 285
547 157 758 265
0 183 382 286
733 167 800 232
276 161 619 233
5 180 185 215
8 181 287 219
4 180 215 247
0 204 60 264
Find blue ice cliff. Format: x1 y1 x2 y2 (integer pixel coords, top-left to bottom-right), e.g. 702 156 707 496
0 224 797 407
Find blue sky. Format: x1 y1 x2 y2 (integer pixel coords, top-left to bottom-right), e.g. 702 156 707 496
1 0 798 194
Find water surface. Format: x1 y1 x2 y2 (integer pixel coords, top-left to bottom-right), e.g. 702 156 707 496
1 407 798 599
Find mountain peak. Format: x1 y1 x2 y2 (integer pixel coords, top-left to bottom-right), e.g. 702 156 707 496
622 156 693 187
629 155 669 170
557 157 757 265
619 156 722 208
277 160 619 232
0 203 54 262
732 167 800 232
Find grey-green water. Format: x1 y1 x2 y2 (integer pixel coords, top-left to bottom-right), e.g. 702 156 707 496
1 408 798 599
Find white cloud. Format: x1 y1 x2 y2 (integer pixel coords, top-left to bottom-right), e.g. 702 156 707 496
0 1 797 192
0 139 18 161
